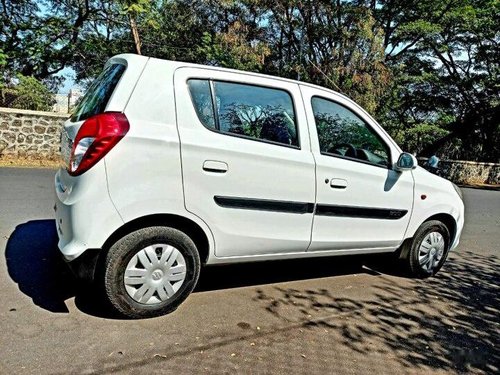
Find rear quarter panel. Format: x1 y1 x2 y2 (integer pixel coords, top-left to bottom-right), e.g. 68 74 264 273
104 58 215 252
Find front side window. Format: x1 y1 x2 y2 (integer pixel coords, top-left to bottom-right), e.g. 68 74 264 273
71 63 126 122
188 79 299 147
312 97 390 167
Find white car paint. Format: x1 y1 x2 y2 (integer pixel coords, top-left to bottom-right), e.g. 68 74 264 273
300 85 415 253
174 67 316 257
55 163 123 261
54 53 464 266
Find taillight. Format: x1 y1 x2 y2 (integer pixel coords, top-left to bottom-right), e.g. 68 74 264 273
68 112 129 176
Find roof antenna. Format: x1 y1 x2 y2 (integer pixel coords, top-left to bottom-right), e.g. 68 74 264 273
305 57 341 92
297 39 302 81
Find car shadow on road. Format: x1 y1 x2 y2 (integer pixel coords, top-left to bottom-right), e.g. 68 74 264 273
5 220 373 318
195 255 372 292
5 220 129 318
5 219 77 313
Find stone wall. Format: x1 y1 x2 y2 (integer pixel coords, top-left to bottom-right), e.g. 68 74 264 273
419 158 500 185
0 107 68 160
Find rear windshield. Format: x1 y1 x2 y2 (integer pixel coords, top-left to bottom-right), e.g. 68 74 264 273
71 63 126 122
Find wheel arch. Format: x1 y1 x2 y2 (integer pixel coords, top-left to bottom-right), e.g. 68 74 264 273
102 213 211 265
423 213 457 246
399 212 457 260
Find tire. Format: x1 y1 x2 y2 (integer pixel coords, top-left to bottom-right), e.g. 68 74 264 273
403 220 450 278
102 226 200 318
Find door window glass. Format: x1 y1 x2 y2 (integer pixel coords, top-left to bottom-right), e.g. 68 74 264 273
187 79 216 129
312 97 390 167
188 79 298 147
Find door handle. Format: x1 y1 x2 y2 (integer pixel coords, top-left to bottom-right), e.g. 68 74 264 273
203 160 228 173
330 178 348 189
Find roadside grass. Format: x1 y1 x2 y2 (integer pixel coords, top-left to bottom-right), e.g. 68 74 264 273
0 155 62 169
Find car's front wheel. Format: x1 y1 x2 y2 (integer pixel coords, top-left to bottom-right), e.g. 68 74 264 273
403 220 450 278
102 226 200 318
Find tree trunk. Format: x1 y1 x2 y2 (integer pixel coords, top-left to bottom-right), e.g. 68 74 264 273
129 15 141 55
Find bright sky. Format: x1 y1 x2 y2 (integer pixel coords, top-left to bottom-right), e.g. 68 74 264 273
55 67 79 94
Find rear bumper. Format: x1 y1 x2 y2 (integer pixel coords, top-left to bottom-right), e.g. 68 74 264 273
54 163 124 262
62 248 101 282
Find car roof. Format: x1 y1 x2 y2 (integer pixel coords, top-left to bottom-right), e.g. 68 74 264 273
106 53 402 153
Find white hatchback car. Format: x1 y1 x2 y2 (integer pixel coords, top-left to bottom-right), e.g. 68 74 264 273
55 54 464 318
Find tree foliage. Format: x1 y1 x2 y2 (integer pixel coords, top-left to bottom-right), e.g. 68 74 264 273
0 74 55 111
0 0 498 161
373 0 499 161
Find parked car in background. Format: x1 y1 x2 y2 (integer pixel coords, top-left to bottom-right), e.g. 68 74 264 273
55 54 464 318
424 154 442 176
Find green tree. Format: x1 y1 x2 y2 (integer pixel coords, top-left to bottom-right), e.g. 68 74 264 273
0 0 497 161
0 48 7 90
0 49 6 69
0 0 132 83
120 0 158 55
371 0 499 161
199 24 270 71
138 0 212 62
247 0 392 114
1 74 55 111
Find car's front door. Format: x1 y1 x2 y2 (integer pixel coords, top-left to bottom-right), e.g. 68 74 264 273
175 68 316 258
300 85 414 252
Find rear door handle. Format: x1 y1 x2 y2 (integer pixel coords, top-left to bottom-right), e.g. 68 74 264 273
203 160 228 173
330 178 348 189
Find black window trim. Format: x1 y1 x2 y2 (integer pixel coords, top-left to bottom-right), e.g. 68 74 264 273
320 151 392 170
209 79 220 131
311 95 393 170
187 78 302 150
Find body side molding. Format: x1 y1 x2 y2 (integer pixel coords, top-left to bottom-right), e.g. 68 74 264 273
214 196 407 219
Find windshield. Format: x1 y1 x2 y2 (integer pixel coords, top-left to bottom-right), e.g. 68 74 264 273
71 63 126 122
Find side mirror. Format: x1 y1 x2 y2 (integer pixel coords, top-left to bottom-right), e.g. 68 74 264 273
395 152 417 171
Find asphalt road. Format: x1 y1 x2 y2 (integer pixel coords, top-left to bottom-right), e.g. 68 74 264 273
0 167 498 374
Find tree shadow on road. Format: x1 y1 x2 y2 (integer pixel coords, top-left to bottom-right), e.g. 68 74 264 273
253 251 499 374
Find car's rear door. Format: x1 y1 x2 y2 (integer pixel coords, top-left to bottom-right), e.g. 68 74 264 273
174 68 316 258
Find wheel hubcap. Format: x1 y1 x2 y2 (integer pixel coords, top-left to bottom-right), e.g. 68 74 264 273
151 270 164 281
418 232 445 272
124 244 187 305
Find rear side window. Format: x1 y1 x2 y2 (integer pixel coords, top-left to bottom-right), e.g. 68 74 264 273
188 79 299 147
187 80 216 129
71 64 126 122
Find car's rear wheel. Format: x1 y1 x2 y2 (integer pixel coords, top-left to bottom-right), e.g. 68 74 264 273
403 220 450 278
103 226 200 318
